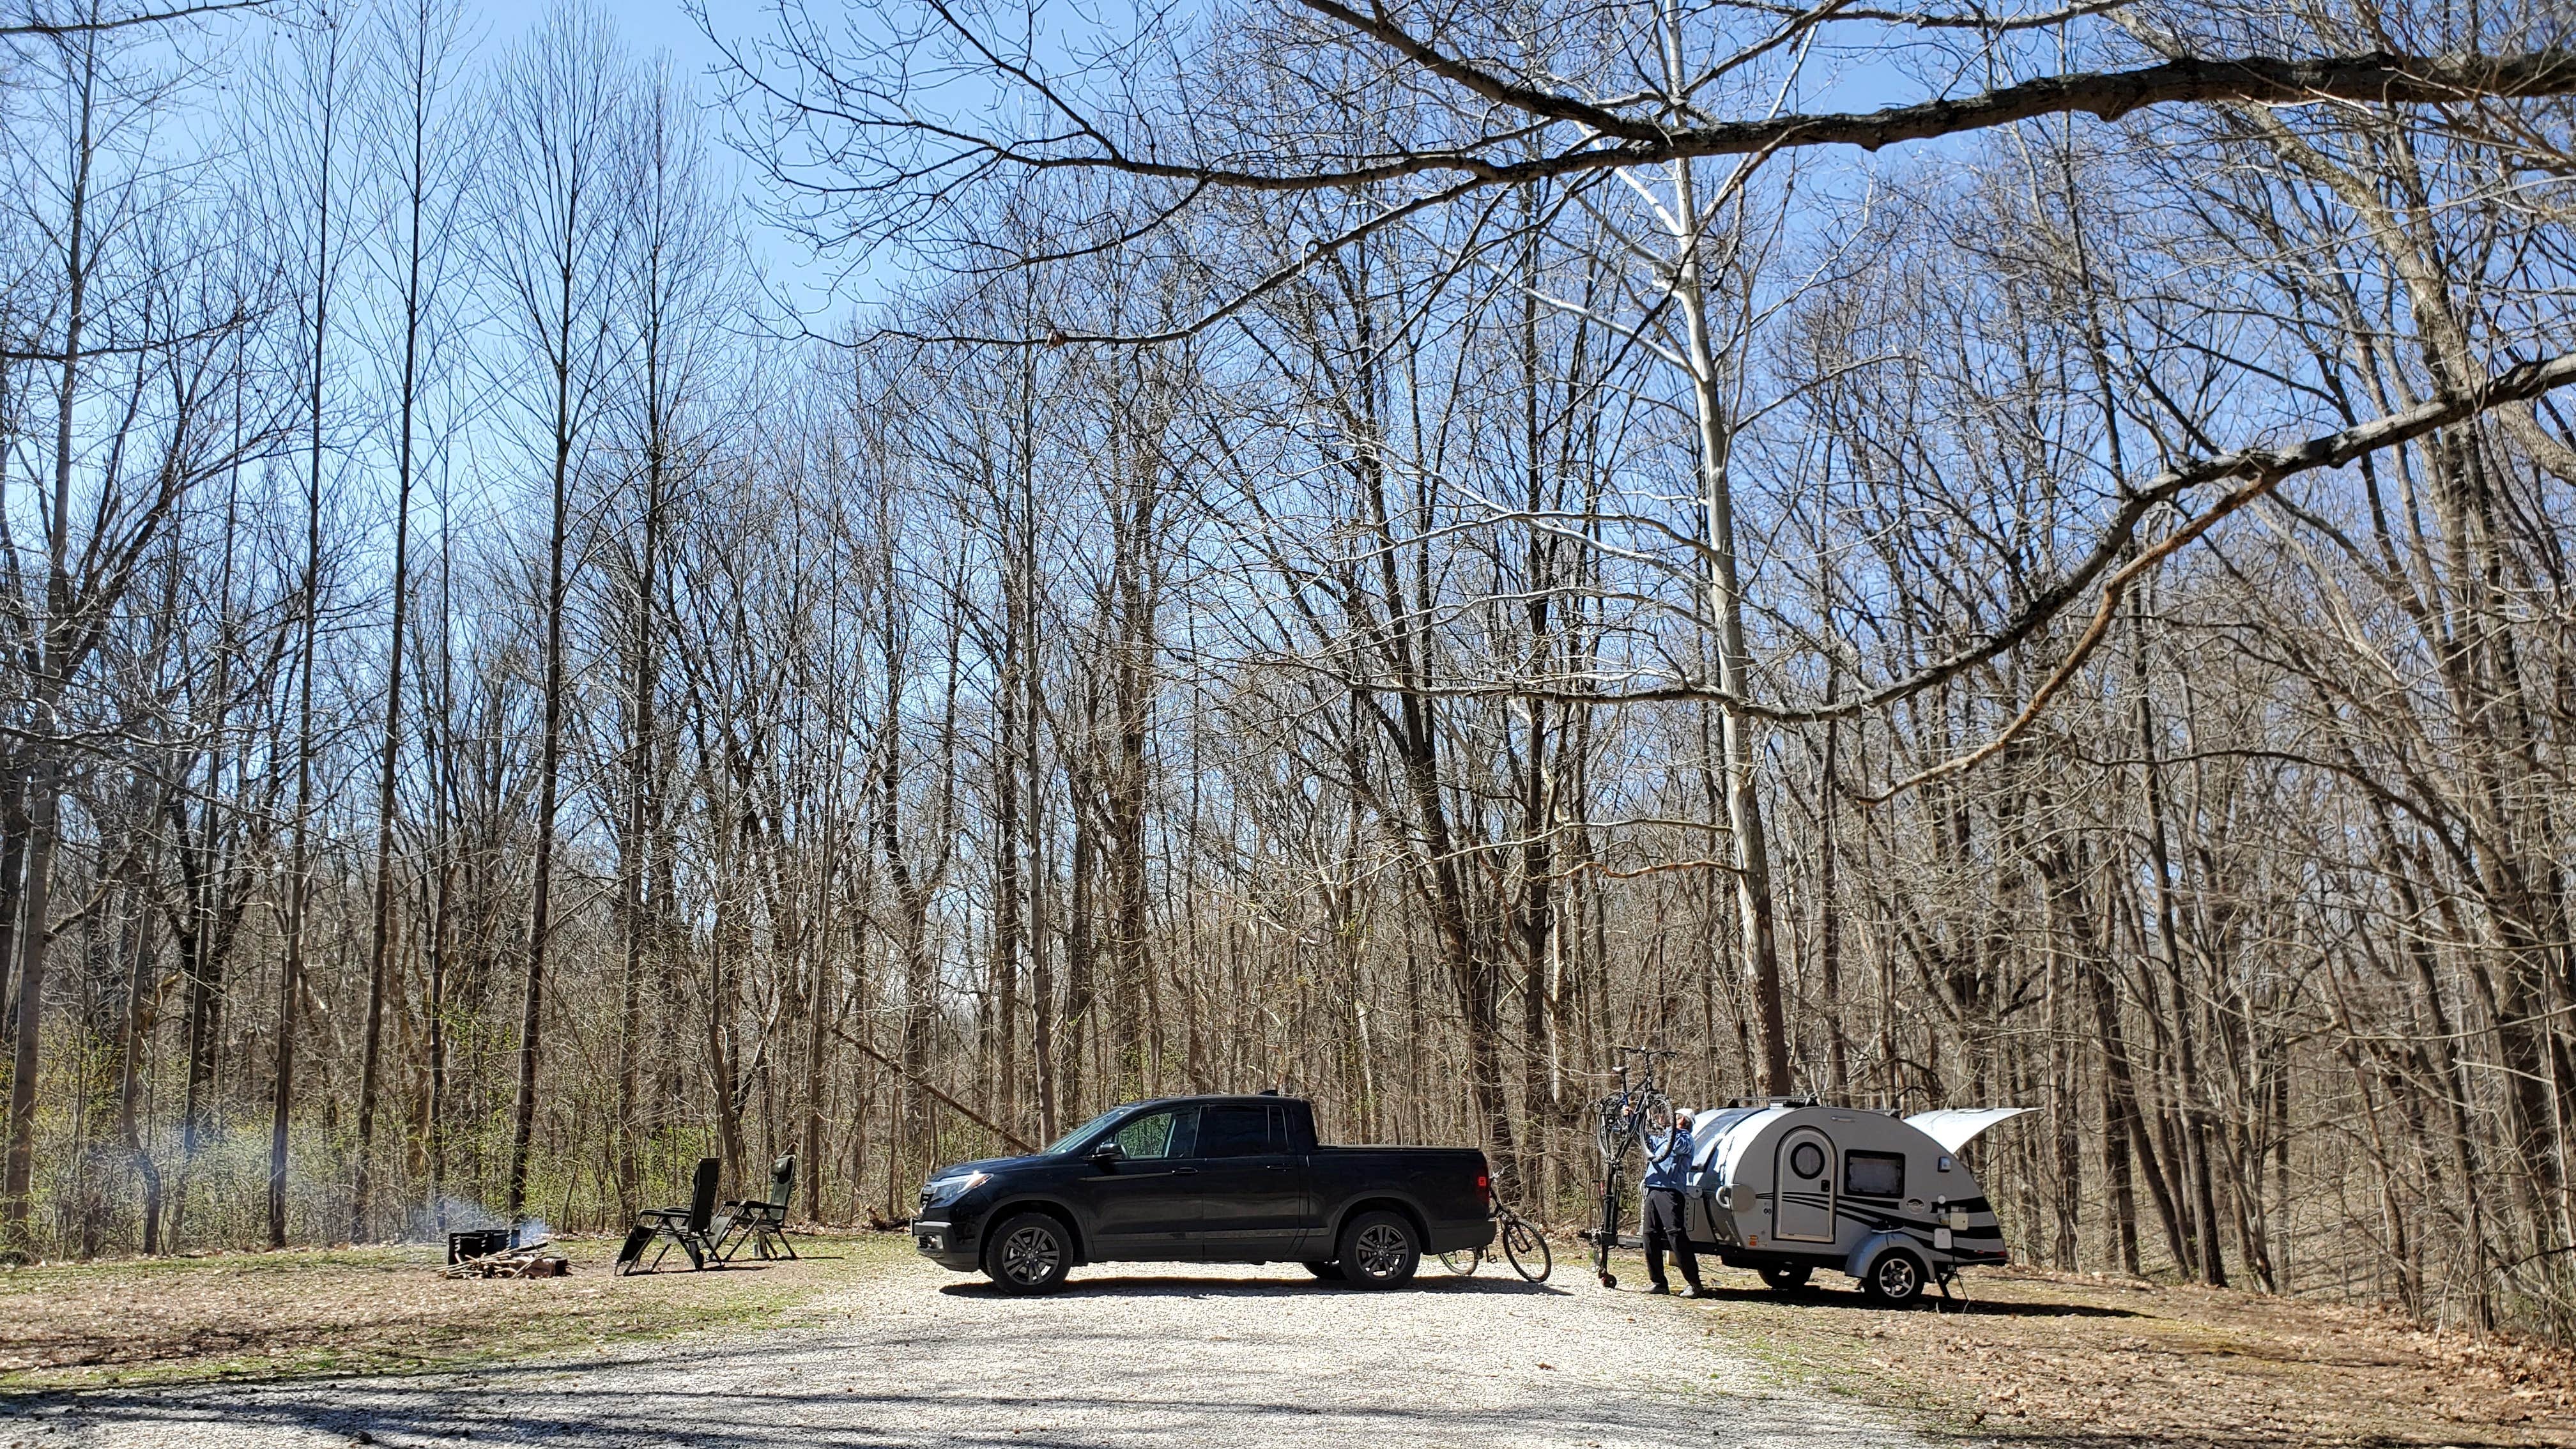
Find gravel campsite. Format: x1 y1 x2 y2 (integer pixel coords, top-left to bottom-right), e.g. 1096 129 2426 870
5 1248 1921 1449
6 1236 2575 1448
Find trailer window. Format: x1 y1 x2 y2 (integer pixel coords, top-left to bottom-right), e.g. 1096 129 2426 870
1844 1151 1905 1198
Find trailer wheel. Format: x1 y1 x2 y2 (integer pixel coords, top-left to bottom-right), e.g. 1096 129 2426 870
1598 1271 1617 1289
1861 1248 1926 1306
1759 1262 1813 1293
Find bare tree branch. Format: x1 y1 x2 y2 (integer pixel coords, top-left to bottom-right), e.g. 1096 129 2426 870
0 1 267 40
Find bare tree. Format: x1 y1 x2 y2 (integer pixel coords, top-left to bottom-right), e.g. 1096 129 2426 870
344 0 470 1243
482 0 632 1223
258 0 355 1253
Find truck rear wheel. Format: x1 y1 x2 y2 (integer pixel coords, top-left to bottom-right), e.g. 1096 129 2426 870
1760 1262 1813 1293
1337 1210 1420 1289
983 1212 1073 1294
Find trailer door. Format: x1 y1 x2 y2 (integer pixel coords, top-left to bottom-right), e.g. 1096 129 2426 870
1774 1128 1836 1241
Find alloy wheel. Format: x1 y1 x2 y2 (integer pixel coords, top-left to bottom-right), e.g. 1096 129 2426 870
1000 1224 1061 1285
1353 1223 1410 1279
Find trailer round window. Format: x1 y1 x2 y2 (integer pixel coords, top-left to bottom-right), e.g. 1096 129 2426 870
1790 1142 1825 1179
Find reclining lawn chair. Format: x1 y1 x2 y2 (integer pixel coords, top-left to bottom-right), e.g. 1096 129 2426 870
617 1157 728 1275
716 1154 798 1262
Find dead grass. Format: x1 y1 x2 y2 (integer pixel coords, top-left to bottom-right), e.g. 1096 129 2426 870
1652 1257 2576 1446
0 1230 911 1391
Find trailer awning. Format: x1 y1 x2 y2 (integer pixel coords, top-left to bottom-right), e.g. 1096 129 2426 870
1904 1107 2033 1153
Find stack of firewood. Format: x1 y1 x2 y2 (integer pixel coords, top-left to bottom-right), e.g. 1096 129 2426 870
440 1243 571 1279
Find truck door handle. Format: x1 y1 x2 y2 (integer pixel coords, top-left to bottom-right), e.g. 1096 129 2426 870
1174 1167 1199 1176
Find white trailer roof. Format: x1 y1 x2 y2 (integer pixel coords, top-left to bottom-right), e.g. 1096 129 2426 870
1903 1107 2033 1153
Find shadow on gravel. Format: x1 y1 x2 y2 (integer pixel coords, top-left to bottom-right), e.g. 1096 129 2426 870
940 1272 1571 1298
8 1361 1647 1449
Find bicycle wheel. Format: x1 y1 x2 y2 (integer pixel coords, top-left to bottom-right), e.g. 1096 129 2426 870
1639 1094 1676 1139
1438 1247 1482 1276
1501 1213 1552 1283
1591 1101 1622 1161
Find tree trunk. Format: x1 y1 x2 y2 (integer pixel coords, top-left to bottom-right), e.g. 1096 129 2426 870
505 256 576 1225
1667 144 1789 1096
2 767 60 1248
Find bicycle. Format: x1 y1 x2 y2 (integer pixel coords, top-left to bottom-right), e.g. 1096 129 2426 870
1583 1046 1680 1287
1436 1200 1553 1282
1590 1046 1677 1164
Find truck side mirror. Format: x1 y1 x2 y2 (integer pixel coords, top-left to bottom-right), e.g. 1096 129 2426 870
1089 1140 1125 1167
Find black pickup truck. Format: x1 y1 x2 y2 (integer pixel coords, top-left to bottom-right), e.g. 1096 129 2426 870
912 1094 1492 1292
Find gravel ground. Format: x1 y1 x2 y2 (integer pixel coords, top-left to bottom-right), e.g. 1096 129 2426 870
7 1255 1943 1448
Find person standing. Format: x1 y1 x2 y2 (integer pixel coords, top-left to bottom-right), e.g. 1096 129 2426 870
1642 1109 1708 1296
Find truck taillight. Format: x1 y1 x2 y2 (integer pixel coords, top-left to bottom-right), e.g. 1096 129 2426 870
1475 1171 1492 1204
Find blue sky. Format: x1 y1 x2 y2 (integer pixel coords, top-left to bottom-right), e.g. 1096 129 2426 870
475 0 714 59
441 0 2009 337
468 0 878 327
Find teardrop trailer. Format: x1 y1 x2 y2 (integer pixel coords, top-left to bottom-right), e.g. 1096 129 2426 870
1591 1099 2030 1305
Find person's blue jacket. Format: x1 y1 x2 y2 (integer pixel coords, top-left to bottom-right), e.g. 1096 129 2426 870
1643 1118 1693 1190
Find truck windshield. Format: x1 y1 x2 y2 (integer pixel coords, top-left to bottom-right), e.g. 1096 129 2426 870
1041 1107 1130 1155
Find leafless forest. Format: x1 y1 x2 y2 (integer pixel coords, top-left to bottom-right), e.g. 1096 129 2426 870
3 0 2575 1340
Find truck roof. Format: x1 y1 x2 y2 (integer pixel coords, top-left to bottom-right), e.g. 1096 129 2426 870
1117 1092 1305 1108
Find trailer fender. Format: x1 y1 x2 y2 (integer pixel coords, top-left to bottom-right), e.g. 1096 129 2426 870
1844 1229 1929 1282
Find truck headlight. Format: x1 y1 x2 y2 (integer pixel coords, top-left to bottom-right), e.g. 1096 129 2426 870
926 1170 990 1201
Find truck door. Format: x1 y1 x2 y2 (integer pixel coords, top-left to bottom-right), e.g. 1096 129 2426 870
1193 1102 1312 1259
1773 1127 1837 1242
1070 1105 1204 1259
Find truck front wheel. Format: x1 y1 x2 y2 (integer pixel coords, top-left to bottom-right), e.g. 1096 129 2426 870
1338 1210 1420 1289
983 1212 1073 1294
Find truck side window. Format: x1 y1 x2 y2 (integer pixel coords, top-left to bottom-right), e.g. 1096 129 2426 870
1844 1150 1905 1198
1202 1105 1273 1158
1114 1107 1199 1160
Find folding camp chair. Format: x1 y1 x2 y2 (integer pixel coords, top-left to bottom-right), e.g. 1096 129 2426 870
716 1154 798 1262
617 1157 730 1274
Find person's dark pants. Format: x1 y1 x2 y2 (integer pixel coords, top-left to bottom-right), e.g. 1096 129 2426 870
1643 1186 1702 1291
